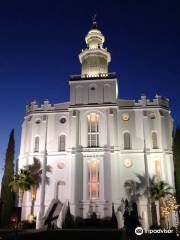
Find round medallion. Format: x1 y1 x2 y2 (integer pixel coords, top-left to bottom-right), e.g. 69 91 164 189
60 117 66 124
57 161 65 169
149 112 156 119
35 119 41 124
124 159 133 168
121 113 129 121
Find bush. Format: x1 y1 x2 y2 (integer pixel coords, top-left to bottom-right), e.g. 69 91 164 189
74 216 118 229
21 220 36 229
75 216 84 227
62 202 75 228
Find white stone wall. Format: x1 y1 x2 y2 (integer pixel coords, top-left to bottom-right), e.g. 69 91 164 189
18 91 174 226
69 78 118 105
18 23 174 227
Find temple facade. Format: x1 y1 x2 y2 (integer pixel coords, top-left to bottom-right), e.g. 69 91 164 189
18 20 174 229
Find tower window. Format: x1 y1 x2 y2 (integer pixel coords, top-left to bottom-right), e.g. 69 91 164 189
34 136 40 152
88 160 99 199
59 135 66 152
60 117 66 124
124 132 131 150
87 113 99 147
152 132 158 149
35 119 41 124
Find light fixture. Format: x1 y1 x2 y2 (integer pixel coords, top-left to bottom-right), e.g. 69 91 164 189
121 113 129 121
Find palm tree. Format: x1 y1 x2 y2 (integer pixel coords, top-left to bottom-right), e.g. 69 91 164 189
25 157 51 214
148 176 173 227
124 174 173 227
9 169 34 207
124 174 147 203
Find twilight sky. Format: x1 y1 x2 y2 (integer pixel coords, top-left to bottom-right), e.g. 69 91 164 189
0 0 180 178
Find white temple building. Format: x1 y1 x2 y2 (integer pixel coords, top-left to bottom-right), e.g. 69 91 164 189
18 20 175 229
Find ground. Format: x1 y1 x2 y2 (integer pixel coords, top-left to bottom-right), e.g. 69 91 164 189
0 229 179 240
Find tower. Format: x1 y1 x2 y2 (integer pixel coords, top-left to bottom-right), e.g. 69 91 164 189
70 19 118 105
68 19 119 219
79 18 111 76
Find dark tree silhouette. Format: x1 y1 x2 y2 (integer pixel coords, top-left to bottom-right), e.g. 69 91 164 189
173 127 180 203
111 203 118 228
62 201 74 228
0 129 15 224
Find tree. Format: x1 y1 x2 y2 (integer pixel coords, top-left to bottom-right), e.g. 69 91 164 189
124 174 173 227
111 203 118 228
173 127 180 203
0 129 15 224
148 176 173 227
25 157 51 215
62 201 74 228
9 169 34 207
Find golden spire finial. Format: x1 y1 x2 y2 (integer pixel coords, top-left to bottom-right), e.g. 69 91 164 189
92 14 97 29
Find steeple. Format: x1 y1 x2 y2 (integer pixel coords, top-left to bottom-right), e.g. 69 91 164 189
79 18 111 77
92 14 98 29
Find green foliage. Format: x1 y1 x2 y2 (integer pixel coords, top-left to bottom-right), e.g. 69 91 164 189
0 129 15 224
124 174 173 202
173 127 180 203
9 169 35 193
24 157 51 188
124 173 173 227
124 174 148 202
148 176 173 202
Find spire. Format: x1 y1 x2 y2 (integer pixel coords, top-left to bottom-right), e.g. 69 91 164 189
92 14 98 29
79 19 111 76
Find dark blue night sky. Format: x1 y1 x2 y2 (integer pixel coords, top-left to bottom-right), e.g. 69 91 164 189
0 0 180 177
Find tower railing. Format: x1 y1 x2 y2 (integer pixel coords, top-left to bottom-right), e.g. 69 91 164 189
70 72 117 80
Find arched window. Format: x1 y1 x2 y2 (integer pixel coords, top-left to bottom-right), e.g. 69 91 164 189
124 132 131 150
34 136 40 152
88 160 99 199
152 132 158 149
87 113 99 147
59 135 66 152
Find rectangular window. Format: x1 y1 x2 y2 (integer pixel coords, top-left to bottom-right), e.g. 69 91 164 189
59 135 66 152
124 132 131 150
88 160 100 199
155 160 161 180
152 132 158 149
87 113 99 147
34 136 40 152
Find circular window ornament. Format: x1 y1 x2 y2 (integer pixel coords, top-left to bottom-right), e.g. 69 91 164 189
121 113 129 121
149 112 156 119
124 159 133 168
35 119 41 124
90 87 95 91
60 117 66 124
57 161 65 169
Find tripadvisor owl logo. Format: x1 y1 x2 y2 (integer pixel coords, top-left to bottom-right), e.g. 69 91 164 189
135 227 174 235
135 227 143 235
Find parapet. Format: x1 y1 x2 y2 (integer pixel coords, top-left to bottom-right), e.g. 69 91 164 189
26 99 70 115
118 94 169 109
